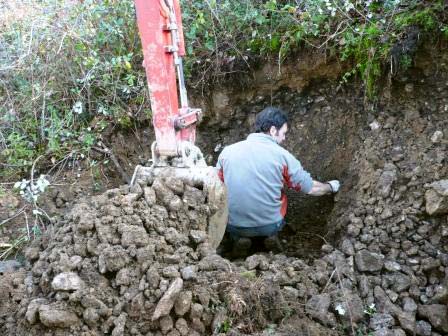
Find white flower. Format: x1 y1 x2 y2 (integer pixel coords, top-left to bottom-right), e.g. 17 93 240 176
73 101 83 114
335 304 346 316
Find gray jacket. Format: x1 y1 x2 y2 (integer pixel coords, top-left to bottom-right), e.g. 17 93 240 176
216 133 313 228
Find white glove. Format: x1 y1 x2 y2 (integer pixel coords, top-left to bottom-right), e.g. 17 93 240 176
327 180 340 193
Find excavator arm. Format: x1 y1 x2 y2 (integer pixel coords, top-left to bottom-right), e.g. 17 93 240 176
134 0 201 161
132 0 227 249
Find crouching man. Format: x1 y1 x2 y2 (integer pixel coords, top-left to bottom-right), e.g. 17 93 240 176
216 107 340 254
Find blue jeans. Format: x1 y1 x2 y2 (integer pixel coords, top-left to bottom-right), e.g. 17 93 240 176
226 220 286 240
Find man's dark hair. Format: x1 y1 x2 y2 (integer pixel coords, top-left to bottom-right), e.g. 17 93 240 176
254 107 288 133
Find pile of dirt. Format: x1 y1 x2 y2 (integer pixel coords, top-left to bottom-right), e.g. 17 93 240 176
0 173 344 336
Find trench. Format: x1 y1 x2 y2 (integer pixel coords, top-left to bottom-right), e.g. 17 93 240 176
196 83 364 260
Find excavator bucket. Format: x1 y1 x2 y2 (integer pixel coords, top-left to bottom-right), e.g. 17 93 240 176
131 165 228 249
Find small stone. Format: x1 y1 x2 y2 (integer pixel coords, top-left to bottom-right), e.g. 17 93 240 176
152 278 183 321
175 318 189 336
431 131 443 143
425 180 448 215
189 230 207 244
305 294 336 327
121 225 149 247
174 291 192 316
405 83 414 92
180 266 197 280
51 272 85 291
39 304 79 328
415 320 432 336
421 257 441 272
377 167 397 198
190 303 203 319
384 260 401 272
162 266 180 278
396 310 416 334
370 313 394 331
159 315 173 334
24 247 40 262
341 239 355 256
143 187 156 205
370 121 381 130
283 286 299 301
402 297 417 312
190 317 205 334
355 250 385 272
25 299 47 324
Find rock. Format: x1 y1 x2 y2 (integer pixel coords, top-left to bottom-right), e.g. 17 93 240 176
305 294 336 327
377 165 397 197
417 304 448 333
245 254 268 270
174 291 192 316
83 307 100 327
190 317 205 333
25 299 47 324
189 230 207 244
112 313 127 336
282 286 299 301
121 225 149 247
370 313 395 331
341 239 355 256
180 265 197 280
98 245 130 273
384 273 411 292
190 303 203 319
396 310 416 334
415 320 432 336
152 278 183 320
421 257 441 272
334 292 364 323
374 286 400 316
355 250 384 272
24 247 40 261
402 297 417 312
175 318 189 336
198 255 229 271
51 272 85 291
159 315 173 334
425 180 448 215
384 260 401 272
38 304 79 328
143 187 156 205
162 265 180 278
430 131 443 143
429 282 448 304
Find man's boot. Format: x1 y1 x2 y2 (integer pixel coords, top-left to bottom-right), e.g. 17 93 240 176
230 237 252 258
263 234 284 253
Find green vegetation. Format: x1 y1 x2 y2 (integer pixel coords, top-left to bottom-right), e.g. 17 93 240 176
0 0 146 179
182 0 447 97
1 0 447 179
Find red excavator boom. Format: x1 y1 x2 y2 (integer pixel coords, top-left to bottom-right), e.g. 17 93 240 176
134 0 200 160
131 0 228 249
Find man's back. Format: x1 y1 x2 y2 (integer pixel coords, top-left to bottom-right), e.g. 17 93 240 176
217 133 313 229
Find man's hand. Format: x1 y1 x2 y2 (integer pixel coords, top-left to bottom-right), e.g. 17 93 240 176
308 180 339 196
327 180 340 193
